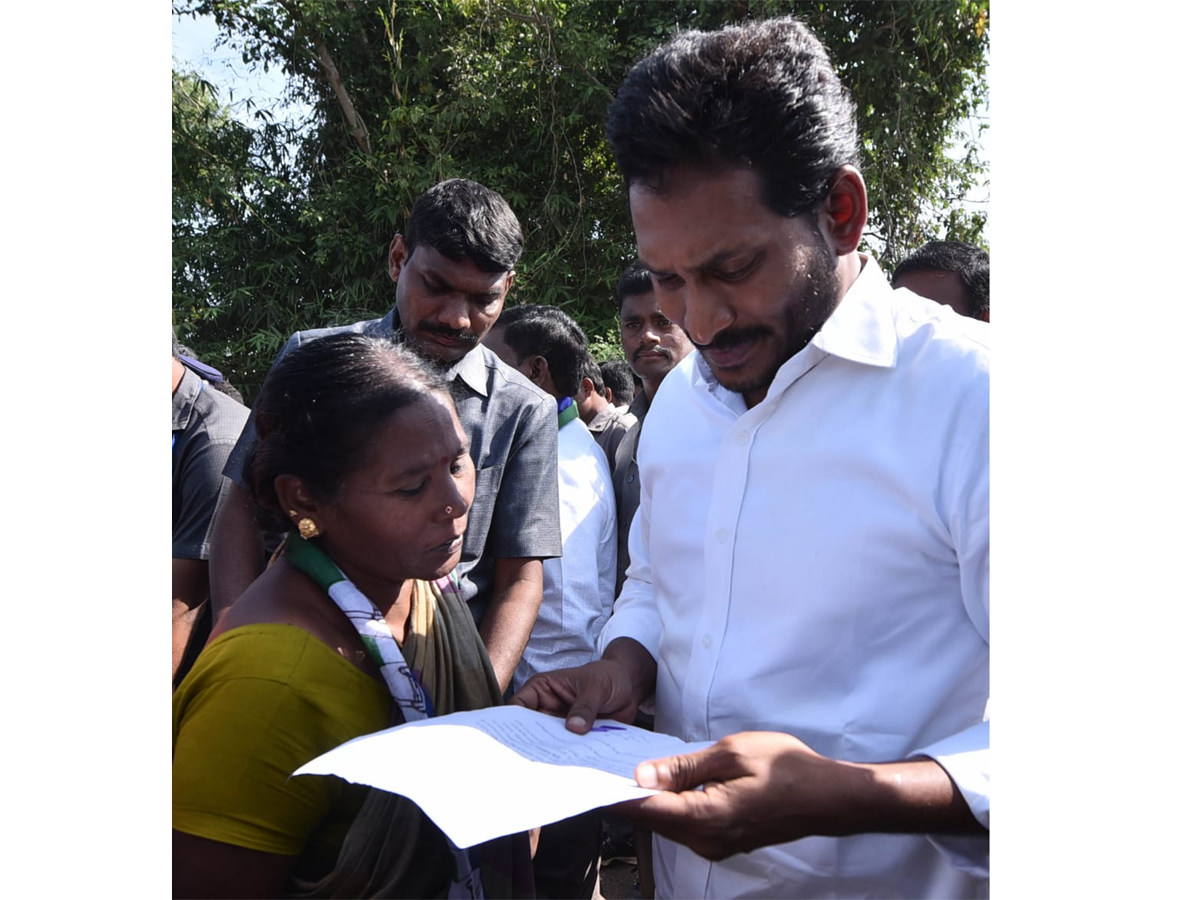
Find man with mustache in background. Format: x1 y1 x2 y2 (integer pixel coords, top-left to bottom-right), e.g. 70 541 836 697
208 178 561 693
611 261 694 596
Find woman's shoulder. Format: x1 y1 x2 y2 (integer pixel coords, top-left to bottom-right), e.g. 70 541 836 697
210 561 382 679
197 623 366 684
176 623 390 734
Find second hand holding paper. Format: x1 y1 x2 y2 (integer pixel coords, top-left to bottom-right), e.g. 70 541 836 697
293 704 712 849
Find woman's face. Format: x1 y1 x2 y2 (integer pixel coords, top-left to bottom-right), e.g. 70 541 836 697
310 391 475 597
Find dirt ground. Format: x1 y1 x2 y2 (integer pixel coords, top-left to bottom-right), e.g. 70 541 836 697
599 858 642 900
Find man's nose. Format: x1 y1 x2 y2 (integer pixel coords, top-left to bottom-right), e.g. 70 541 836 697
437 296 471 332
681 285 733 346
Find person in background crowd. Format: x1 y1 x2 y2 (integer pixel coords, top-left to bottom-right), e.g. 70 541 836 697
177 342 246 405
599 359 637 413
208 179 562 693
891 239 990 322
515 17 989 899
173 333 533 899
575 352 637 475
173 333 249 688
611 261 695 596
485 305 617 900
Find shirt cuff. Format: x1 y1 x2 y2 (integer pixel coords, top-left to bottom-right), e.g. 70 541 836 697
910 719 990 878
911 719 989 829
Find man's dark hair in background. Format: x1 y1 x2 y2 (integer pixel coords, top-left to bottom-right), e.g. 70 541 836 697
892 240 989 322
600 360 636 408
580 354 606 398
615 261 655 309
494 305 589 399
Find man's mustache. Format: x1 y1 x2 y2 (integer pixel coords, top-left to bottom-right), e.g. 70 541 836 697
421 323 480 344
695 326 770 352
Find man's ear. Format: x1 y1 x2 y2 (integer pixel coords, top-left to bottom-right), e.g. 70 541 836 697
579 376 596 398
274 474 320 526
494 270 516 313
387 235 408 283
817 166 868 257
604 386 615 404
526 355 554 395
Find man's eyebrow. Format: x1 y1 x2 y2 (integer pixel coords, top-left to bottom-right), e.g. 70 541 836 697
642 248 753 277
420 265 504 300
419 267 448 288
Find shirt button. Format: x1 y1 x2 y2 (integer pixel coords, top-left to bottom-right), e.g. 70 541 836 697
716 528 728 544
702 634 713 649
626 473 635 484
736 431 749 446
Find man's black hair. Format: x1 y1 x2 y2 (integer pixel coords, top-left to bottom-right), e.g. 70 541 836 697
495 305 589 400
599 360 636 408
606 16 860 218
615 261 654 313
580 353 605 396
893 240 990 320
404 178 524 273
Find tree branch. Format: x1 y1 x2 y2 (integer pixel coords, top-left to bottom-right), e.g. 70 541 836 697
280 0 371 154
310 34 372 153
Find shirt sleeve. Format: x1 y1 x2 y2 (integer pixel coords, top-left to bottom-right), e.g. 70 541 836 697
599 480 662 661
486 391 562 560
174 671 344 854
174 432 239 560
912 383 989 874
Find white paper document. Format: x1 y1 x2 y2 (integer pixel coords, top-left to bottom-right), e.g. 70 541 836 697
293 705 711 848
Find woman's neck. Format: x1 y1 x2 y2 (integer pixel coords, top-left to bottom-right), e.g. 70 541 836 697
376 580 413 643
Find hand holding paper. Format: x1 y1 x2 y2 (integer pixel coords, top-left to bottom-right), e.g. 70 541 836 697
293 705 711 849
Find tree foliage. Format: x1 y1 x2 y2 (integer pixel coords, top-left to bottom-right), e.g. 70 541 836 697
173 0 988 401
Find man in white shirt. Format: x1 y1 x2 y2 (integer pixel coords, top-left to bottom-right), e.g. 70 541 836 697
485 304 618 900
513 16 989 900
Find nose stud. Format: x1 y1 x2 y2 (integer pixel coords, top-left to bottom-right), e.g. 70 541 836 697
445 506 454 515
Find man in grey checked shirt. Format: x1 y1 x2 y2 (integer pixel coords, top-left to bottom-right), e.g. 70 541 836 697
207 179 561 692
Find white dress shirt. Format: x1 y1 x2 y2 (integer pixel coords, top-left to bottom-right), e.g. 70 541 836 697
514 415 618 691
600 256 990 899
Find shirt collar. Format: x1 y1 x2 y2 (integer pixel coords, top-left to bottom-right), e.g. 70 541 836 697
557 396 579 429
587 403 617 431
692 254 899 404
381 305 491 398
808 255 899 369
445 343 490 397
629 391 651 419
172 367 203 431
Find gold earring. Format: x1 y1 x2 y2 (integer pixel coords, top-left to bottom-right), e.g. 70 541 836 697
297 518 320 540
